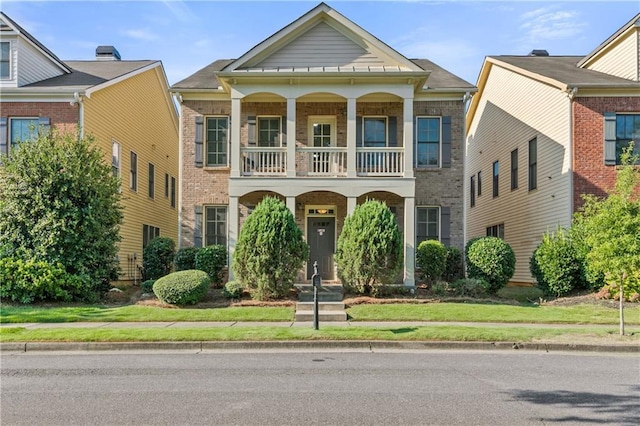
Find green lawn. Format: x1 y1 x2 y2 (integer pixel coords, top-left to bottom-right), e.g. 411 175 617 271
1 324 634 344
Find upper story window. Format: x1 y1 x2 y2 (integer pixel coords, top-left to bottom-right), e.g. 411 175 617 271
493 160 499 198
510 148 518 190
206 116 228 166
416 117 441 167
477 171 482 196
258 116 282 147
111 141 121 178
362 117 387 147
0 41 10 79
470 175 476 207
615 114 640 164
528 138 538 190
130 151 138 192
148 163 155 199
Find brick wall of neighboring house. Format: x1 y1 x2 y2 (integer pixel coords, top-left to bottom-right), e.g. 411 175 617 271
572 97 640 211
1 101 79 134
414 100 466 251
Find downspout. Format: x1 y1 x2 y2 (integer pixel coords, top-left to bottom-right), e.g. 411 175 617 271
71 92 84 137
173 91 184 249
462 91 471 249
566 87 577 225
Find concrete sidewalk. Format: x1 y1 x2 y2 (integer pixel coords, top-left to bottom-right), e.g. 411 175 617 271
1 321 638 354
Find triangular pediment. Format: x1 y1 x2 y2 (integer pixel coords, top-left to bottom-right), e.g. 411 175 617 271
224 3 423 73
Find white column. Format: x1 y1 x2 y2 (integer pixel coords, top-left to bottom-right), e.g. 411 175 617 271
227 196 239 280
286 98 296 177
230 97 242 178
403 97 414 178
286 196 296 216
403 197 415 287
346 98 357 178
347 196 357 215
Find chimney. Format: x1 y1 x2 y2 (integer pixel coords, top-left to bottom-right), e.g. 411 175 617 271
529 49 549 57
95 45 121 61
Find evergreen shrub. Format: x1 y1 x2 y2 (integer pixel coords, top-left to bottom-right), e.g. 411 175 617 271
466 237 515 294
152 270 210 305
143 237 175 281
195 245 227 287
174 247 200 271
416 240 447 284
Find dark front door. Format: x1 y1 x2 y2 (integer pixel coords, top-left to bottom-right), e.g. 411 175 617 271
307 217 335 280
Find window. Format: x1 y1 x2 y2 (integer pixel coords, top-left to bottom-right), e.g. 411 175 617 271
142 224 160 249
615 115 640 165
130 152 138 191
492 161 499 198
170 176 176 208
477 171 482 196
148 163 155 199
258 117 281 147
528 138 537 190
111 141 121 178
510 149 518 190
164 173 169 198
206 116 228 166
416 206 440 246
470 175 476 207
205 206 227 246
416 117 441 167
10 118 39 151
0 41 9 79
486 224 505 239
362 117 387 147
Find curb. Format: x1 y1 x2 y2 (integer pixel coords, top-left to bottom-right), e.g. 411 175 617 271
1 340 638 353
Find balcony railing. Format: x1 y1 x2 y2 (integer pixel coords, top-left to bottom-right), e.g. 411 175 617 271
239 146 404 177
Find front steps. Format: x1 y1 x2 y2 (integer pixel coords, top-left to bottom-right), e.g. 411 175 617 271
294 284 347 322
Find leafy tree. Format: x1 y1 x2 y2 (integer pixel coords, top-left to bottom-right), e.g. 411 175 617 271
335 200 402 295
0 130 122 294
232 196 308 300
573 145 640 335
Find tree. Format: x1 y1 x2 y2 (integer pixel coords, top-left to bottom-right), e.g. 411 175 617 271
232 196 308 300
335 200 402 295
573 145 640 335
0 130 123 293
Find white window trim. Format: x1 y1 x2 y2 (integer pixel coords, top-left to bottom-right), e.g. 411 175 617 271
0 40 12 81
362 116 388 147
308 116 336 147
204 204 228 248
415 205 441 243
205 115 230 167
415 116 442 168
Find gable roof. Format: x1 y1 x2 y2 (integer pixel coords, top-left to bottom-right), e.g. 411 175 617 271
578 13 640 68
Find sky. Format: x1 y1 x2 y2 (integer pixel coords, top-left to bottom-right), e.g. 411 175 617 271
1 1 639 86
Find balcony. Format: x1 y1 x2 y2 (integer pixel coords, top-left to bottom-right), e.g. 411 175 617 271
240 146 404 177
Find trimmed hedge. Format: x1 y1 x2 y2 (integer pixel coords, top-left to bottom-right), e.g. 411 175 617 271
416 240 447 284
174 247 199 271
152 270 210 305
195 245 227 287
143 237 175 281
466 237 515 294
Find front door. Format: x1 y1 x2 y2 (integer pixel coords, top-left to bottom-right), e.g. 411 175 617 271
307 217 335 280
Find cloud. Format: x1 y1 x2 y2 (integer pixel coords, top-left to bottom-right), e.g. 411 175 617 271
162 0 198 24
518 7 586 44
122 28 159 41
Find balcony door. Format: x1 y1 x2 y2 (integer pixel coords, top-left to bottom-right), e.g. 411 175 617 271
309 117 336 174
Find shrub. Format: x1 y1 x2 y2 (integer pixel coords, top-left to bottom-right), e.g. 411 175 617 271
152 270 210 305
466 237 515 294
141 279 155 294
0 131 122 289
530 228 584 297
443 246 464 283
223 281 244 299
0 257 91 304
143 237 175 281
174 247 199 271
335 200 402 295
195 245 227 287
448 278 491 298
232 197 308 300
416 240 447 284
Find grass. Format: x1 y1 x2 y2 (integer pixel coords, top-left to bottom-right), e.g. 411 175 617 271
1 324 636 343
346 303 640 325
0 305 294 323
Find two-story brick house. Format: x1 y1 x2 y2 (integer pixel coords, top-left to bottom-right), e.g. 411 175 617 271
466 14 640 284
171 3 475 286
0 12 179 283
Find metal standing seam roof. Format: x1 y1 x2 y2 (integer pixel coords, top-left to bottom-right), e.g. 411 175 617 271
490 55 640 87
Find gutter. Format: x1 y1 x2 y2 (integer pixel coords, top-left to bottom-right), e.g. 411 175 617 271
70 91 84 138
173 91 184 249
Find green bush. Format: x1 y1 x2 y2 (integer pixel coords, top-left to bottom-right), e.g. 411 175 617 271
232 197 308 300
174 247 200 271
141 279 155 294
448 278 491 298
0 131 122 289
0 257 91 304
335 200 402 295
223 281 244 299
466 237 515 294
530 228 585 297
143 237 175 281
443 246 464 283
416 240 447 284
152 270 210 305
195 245 227 287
